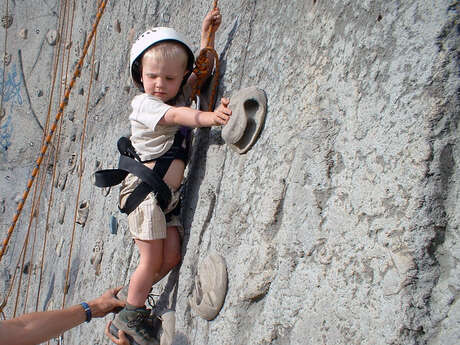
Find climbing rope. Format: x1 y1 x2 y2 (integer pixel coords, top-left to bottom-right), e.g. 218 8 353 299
0 0 76 315
62 17 98 309
35 0 77 312
0 0 108 263
191 0 220 111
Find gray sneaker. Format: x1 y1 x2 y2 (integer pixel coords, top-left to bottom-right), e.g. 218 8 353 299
110 306 159 345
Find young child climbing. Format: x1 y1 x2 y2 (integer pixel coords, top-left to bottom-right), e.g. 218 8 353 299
109 6 230 345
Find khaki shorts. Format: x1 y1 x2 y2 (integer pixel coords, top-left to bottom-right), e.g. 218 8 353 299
119 173 183 241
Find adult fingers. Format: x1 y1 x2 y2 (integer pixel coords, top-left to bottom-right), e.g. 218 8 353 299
105 322 121 344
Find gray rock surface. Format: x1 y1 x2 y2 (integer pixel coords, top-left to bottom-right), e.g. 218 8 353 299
0 1 458 344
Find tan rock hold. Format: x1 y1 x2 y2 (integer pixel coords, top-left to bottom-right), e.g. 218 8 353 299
189 253 228 320
46 29 59 46
18 28 28 39
222 86 267 154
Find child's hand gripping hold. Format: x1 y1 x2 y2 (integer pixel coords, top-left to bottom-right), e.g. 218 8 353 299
212 97 231 125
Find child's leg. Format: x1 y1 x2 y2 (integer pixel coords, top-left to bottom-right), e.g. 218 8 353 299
152 226 181 285
128 239 164 307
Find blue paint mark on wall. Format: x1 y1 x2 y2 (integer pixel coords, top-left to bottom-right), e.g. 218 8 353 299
0 114 12 153
0 64 23 106
0 64 23 154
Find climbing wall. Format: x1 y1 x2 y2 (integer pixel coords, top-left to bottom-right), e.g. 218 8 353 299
1 1 459 345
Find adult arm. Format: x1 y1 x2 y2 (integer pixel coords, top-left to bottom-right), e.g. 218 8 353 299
0 287 124 345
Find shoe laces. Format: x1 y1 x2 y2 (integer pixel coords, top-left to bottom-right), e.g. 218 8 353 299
127 311 149 328
146 292 160 309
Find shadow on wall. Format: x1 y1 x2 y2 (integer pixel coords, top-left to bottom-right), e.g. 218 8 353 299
173 332 190 345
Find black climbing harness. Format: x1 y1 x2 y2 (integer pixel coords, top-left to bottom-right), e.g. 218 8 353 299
93 127 190 215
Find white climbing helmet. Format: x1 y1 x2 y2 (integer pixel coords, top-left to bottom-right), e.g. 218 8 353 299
130 27 195 90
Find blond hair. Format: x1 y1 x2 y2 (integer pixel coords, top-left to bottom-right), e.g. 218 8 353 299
142 41 189 71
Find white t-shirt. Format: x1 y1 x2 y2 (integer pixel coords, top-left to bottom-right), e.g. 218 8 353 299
129 94 179 161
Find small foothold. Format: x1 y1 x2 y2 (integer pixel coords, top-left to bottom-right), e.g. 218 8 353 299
110 215 118 234
114 19 121 33
0 198 5 213
18 28 28 39
23 262 30 274
70 131 76 143
58 203 66 224
56 238 64 257
90 240 103 275
46 30 59 46
67 153 77 173
76 200 89 227
37 89 43 97
67 110 75 122
189 253 228 320
78 88 84 95
221 87 267 154
1 53 12 66
1 15 13 29
58 173 67 190
94 60 100 80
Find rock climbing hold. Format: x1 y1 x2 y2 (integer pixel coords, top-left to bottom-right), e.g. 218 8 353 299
114 19 121 33
37 89 43 97
58 172 67 190
221 86 267 154
67 153 77 173
1 53 12 66
58 203 66 224
94 60 100 80
110 215 118 235
18 28 28 39
90 240 103 276
189 253 228 321
1 15 13 29
56 237 64 257
76 200 89 227
46 29 59 46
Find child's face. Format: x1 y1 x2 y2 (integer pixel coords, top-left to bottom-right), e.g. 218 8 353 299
141 55 187 102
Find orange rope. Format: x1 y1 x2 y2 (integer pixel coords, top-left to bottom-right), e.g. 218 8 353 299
1 0 73 316
35 0 77 312
0 0 108 263
62 14 98 309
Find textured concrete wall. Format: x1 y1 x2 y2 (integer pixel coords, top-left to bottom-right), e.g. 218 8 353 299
0 1 458 344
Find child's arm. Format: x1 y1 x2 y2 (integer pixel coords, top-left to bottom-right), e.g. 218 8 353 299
159 97 231 128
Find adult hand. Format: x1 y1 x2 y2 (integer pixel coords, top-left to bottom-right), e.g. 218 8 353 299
88 286 125 318
105 321 131 345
